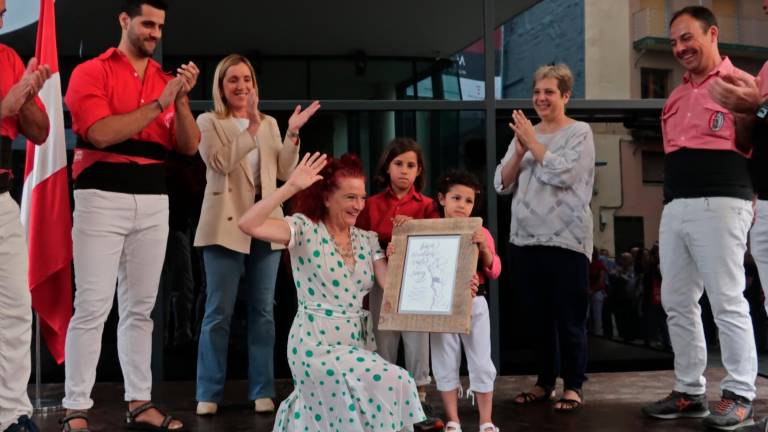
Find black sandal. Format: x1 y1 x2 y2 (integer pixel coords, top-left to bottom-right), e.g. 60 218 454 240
554 388 584 412
125 402 185 431
60 411 90 432
513 386 556 405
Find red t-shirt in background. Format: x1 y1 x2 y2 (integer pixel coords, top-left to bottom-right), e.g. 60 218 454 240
356 186 439 246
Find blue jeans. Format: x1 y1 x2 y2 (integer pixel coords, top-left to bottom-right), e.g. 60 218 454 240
196 241 281 402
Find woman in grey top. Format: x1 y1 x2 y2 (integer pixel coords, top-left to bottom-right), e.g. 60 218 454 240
494 64 595 412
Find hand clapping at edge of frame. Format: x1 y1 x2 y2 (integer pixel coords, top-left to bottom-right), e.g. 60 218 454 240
0 57 52 118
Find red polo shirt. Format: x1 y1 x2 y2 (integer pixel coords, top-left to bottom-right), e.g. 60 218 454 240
662 57 745 156
356 186 439 246
65 47 177 149
0 44 46 140
1 44 46 191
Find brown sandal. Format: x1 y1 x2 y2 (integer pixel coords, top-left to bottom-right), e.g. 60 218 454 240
554 388 584 412
125 402 185 431
60 411 90 432
514 386 556 405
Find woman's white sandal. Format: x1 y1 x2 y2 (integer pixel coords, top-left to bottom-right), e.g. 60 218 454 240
479 422 499 432
445 420 463 432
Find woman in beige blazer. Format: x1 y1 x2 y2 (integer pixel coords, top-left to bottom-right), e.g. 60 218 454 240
193 54 320 416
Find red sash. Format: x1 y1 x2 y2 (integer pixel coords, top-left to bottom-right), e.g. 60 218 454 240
72 148 163 180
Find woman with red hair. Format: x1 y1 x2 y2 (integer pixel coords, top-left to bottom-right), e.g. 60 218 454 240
239 152 441 432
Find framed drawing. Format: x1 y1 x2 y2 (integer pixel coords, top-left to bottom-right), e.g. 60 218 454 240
377 217 482 334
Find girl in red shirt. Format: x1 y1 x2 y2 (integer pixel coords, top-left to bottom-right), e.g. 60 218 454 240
356 137 442 429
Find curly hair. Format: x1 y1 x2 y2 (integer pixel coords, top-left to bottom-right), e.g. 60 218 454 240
373 137 426 192
291 153 365 223
434 169 482 217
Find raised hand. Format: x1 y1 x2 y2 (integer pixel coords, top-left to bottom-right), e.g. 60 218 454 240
709 71 762 115
286 152 328 192
287 100 321 134
175 61 199 100
509 109 536 148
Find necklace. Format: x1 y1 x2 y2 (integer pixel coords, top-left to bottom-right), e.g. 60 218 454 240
328 227 355 268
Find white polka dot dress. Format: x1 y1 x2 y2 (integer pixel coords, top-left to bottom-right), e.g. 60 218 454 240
273 214 426 432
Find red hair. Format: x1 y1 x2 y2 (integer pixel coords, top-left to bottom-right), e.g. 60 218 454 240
291 153 365 223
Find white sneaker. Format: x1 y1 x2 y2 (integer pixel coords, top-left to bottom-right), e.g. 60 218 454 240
254 398 275 413
479 422 499 432
446 421 463 432
196 401 218 416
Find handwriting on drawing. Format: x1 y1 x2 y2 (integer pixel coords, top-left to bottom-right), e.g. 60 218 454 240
399 236 459 314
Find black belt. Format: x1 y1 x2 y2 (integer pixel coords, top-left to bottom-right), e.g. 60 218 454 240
76 136 169 160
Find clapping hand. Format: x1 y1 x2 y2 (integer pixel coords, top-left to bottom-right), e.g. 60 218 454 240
175 61 200 100
709 71 762 115
286 152 327 192
246 91 261 131
287 100 321 135
158 78 184 110
1 58 52 117
509 109 536 149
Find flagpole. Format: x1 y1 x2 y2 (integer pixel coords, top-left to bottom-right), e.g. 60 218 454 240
33 312 62 415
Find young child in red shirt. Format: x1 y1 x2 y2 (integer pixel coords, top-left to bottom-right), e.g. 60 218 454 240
356 137 442 429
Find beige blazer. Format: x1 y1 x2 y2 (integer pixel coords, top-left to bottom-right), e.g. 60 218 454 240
194 112 299 253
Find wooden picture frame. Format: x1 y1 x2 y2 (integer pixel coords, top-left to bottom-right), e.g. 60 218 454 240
378 217 482 334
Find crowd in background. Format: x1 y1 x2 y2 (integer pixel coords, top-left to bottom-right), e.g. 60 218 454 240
588 245 768 354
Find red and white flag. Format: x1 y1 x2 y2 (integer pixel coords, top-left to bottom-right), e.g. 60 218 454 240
20 0 72 364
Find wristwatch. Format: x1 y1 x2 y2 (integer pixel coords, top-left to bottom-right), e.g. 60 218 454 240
757 101 768 120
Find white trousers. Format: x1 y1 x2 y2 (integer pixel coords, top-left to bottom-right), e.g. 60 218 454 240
369 282 431 386
660 197 757 400
63 190 168 409
750 200 768 316
0 193 32 430
430 297 496 393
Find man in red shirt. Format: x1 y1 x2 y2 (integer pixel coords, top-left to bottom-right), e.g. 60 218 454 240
59 1 199 430
0 1 52 431
641 6 758 430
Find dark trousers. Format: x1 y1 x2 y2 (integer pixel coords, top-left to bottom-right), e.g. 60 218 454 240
512 245 589 390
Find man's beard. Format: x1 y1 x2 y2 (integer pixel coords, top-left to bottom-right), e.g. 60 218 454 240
128 31 157 58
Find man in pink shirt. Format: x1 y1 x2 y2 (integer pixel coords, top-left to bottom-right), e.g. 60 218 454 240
641 6 758 431
710 4 768 432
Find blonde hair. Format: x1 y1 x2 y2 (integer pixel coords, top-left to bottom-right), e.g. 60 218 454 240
211 54 260 119
533 63 574 97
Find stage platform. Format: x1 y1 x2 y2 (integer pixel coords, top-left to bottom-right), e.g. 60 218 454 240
30 368 768 431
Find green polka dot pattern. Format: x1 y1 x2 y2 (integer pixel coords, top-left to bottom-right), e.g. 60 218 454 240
273 214 426 431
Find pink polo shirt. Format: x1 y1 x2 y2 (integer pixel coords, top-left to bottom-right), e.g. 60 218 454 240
662 57 748 157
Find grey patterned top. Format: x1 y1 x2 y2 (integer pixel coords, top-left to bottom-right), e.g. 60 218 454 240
494 121 595 259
